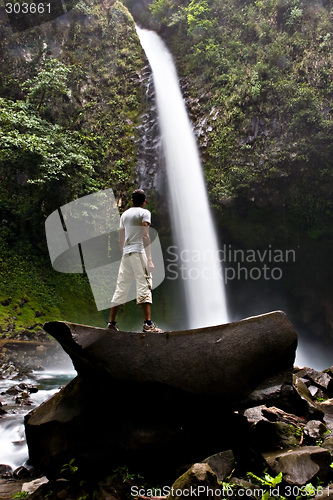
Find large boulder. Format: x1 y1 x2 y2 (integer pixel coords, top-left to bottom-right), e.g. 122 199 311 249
263 446 332 486
24 311 297 480
42 310 296 399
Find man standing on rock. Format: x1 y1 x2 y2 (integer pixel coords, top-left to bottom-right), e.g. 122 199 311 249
107 189 162 333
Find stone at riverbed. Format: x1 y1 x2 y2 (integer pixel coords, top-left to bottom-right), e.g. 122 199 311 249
203 450 235 481
320 399 333 432
22 476 49 495
25 311 297 480
262 446 331 486
304 420 328 441
293 375 323 418
166 463 221 500
296 368 333 396
251 420 303 451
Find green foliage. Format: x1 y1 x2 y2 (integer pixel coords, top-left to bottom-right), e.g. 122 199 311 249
61 458 79 477
147 0 333 233
113 465 144 483
247 471 283 488
0 238 107 333
22 58 72 111
244 471 320 500
149 0 174 24
0 1 146 333
12 493 29 499
0 96 98 244
186 0 215 36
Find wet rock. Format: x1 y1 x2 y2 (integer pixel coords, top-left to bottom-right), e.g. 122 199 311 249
242 405 269 424
22 476 49 495
0 478 27 499
322 434 333 453
293 375 323 418
251 420 303 451
18 383 38 393
320 400 333 432
0 363 19 379
0 464 13 478
4 382 37 405
244 406 306 451
262 446 331 486
13 466 30 479
27 479 70 500
240 370 295 410
304 420 328 441
5 385 22 395
308 385 327 400
15 393 33 405
203 450 235 481
0 339 73 377
167 463 221 499
261 406 306 427
296 368 333 396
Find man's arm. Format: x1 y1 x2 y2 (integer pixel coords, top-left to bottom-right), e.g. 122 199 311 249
141 222 154 269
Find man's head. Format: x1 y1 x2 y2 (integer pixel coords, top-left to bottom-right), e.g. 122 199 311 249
132 189 146 207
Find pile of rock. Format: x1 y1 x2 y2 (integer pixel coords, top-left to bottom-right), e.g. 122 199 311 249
0 337 72 376
20 365 333 499
17 312 333 499
163 365 333 500
1 382 38 409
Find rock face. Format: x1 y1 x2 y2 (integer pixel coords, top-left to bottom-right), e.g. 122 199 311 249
24 311 297 480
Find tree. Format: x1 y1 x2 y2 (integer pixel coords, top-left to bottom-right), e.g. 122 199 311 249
22 58 72 112
0 97 98 244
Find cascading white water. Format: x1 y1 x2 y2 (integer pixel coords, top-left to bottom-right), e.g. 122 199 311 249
0 369 76 470
136 27 229 329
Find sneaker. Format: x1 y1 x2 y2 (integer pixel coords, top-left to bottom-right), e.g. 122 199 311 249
142 322 163 333
107 322 119 331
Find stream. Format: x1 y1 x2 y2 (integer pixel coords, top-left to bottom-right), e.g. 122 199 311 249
0 367 76 471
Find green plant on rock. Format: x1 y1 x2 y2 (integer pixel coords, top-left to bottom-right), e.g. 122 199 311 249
245 471 324 500
61 458 79 477
22 58 72 112
12 493 29 499
149 0 174 25
113 465 144 483
246 471 285 500
186 0 215 36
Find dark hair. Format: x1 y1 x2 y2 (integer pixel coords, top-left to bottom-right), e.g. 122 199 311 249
132 189 146 207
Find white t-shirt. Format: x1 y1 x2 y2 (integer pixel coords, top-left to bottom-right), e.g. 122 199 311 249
120 207 151 255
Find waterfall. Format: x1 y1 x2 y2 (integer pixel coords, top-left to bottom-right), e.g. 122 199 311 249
136 27 229 329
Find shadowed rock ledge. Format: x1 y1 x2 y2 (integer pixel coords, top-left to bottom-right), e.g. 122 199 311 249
24 311 297 480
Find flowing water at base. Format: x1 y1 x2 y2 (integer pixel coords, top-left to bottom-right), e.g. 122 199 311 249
0 369 76 470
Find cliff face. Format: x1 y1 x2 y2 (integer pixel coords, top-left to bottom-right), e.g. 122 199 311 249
0 0 147 207
0 0 163 331
127 0 333 232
